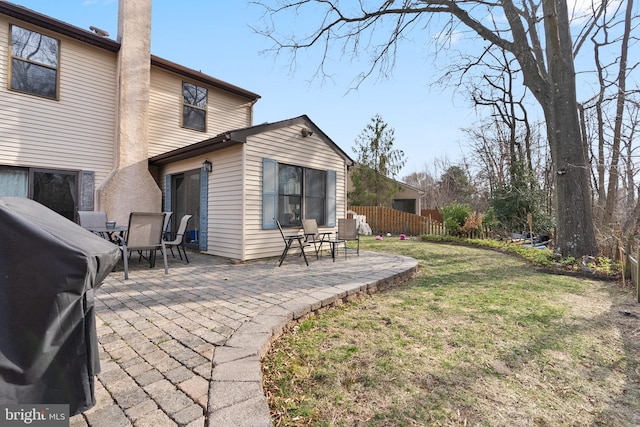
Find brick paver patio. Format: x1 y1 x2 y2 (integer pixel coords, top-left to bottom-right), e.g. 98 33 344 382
68 249 417 427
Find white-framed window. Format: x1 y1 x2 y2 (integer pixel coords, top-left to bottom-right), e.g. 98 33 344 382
182 82 207 131
9 25 60 99
262 158 336 229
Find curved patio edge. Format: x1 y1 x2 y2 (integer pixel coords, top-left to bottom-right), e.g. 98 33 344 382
206 253 419 427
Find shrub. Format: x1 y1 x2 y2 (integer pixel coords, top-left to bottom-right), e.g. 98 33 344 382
441 202 472 237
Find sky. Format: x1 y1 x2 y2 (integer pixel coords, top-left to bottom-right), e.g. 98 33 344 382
8 0 478 178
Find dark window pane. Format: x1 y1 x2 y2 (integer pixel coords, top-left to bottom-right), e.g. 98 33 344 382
11 26 58 67
183 82 207 108
11 59 57 98
32 171 77 221
183 106 206 131
278 195 301 227
278 164 302 226
182 82 207 131
305 197 325 225
10 26 59 99
279 165 302 195
305 169 325 197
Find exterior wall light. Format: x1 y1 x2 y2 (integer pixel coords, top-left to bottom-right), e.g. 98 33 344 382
202 159 212 173
300 128 313 137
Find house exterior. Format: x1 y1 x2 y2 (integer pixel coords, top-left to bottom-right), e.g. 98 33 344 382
346 167 423 215
0 1 354 262
150 116 352 261
391 180 424 215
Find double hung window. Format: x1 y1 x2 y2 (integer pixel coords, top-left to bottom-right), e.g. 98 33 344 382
9 25 60 99
182 82 207 131
262 158 336 229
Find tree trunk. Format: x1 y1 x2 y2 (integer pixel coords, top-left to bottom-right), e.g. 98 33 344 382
542 0 599 257
602 0 633 227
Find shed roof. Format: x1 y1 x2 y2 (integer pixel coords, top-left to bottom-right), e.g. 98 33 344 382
149 115 355 166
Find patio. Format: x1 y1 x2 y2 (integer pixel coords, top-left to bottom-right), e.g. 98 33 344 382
70 249 418 427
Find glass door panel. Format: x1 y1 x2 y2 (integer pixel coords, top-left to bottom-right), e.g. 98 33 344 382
30 169 78 221
172 170 200 248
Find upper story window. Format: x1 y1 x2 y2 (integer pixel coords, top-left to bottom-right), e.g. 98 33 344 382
9 25 60 99
182 82 207 131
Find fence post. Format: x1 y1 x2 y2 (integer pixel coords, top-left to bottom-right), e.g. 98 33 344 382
618 239 626 286
636 244 640 302
637 245 640 304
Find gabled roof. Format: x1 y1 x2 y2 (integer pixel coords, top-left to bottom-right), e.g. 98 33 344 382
0 1 120 51
151 56 260 101
149 115 355 166
348 164 425 195
0 1 260 101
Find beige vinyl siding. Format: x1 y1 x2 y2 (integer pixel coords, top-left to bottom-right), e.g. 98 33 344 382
243 125 348 261
158 145 245 260
148 67 253 157
206 145 244 259
0 17 117 184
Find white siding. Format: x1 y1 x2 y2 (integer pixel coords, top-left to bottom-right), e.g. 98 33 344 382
148 67 253 157
243 125 348 261
0 17 117 184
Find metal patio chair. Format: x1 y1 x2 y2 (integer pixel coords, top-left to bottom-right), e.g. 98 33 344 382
78 210 108 238
116 212 168 280
163 214 192 263
277 220 310 267
337 218 360 259
302 219 335 259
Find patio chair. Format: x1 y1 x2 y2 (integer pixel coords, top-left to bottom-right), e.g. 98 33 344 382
163 214 192 263
277 220 310 267
116 212 168 280
302 219 334 259
162 211 173 239
337 218 360 259
78 210 108 237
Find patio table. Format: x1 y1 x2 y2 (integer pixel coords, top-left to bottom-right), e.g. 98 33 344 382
84 225 127 243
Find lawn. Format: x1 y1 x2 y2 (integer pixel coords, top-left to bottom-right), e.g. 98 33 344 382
263 236 640 426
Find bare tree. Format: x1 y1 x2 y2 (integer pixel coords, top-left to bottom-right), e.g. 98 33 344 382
578 0 639 248
583 0 637 228
253 0 600 256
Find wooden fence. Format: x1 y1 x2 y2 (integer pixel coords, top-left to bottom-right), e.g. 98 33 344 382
619 241 640 303
347 206 446 236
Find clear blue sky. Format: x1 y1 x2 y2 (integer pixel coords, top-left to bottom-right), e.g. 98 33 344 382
10 0 473 177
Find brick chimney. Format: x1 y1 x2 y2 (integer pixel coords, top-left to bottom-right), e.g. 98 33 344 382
98 0 161 224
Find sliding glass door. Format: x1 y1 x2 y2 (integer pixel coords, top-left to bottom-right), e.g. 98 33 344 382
171 169 200 247
30 169 78 221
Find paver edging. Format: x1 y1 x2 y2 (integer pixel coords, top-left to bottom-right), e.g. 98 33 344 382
206 255 418 427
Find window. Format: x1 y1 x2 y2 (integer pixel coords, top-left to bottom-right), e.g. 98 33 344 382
9 25 59 99
0 167 28 197
0 166 95 220
30 169 78 221
182 82 207 131
393 199 416 214
278 164 302 226
262 158 336 229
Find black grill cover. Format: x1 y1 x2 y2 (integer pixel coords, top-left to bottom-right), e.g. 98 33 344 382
0 197 121 415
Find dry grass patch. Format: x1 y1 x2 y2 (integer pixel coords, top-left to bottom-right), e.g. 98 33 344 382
263 239 640 426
